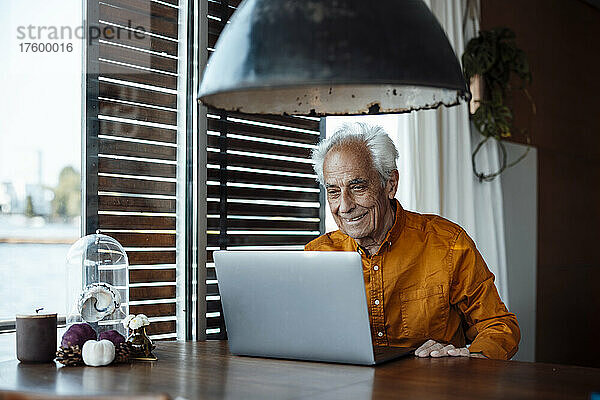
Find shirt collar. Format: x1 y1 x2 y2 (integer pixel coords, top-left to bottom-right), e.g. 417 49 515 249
354 199 405 255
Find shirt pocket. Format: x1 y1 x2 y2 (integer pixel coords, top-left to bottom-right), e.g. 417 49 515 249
400 285 447 338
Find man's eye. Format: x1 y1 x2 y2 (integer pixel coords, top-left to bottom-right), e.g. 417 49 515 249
351 185 367 191
327 190 340 198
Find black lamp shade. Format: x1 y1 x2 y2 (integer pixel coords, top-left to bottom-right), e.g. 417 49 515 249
198 0 471 116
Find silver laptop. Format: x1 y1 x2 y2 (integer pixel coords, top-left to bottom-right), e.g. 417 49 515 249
213 250 414 365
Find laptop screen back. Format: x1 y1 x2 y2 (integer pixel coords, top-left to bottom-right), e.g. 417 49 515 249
213 251 375 364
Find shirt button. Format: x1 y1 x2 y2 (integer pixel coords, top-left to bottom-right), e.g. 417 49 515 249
373 265 379 271
374 299 380 305
378 332 384 337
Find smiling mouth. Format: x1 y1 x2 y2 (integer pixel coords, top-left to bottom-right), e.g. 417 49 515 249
344 213 367 222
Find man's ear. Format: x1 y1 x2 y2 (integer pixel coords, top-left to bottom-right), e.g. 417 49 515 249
386 170 399 199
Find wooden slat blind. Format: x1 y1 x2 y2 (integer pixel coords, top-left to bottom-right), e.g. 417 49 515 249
86 0 182 339
204 0 324 339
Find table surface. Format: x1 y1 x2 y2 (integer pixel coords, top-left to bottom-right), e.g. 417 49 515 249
1 341 599 400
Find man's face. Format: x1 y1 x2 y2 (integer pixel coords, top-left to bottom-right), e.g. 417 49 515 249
323 144 397 241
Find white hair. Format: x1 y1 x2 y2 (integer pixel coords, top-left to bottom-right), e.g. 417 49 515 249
312 122 399 186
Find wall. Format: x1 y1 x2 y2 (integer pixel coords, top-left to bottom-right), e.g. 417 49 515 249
482 0 600 367
501 142 537 362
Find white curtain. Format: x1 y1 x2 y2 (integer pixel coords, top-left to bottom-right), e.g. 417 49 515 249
397 0 509 304
326 0 510 304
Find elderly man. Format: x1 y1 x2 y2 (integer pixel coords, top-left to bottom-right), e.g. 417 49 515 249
305 122 520 360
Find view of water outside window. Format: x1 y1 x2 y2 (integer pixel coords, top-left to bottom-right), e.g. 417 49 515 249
0 0 83 320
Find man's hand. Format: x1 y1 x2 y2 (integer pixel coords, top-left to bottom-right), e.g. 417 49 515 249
414 340 486 358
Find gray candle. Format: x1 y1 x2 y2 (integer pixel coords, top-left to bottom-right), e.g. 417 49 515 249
16 311 57 363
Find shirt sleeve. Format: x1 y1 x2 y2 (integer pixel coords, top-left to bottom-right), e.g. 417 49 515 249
449 230 521 360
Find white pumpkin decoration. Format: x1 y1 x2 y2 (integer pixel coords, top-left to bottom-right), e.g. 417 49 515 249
82 339 116 367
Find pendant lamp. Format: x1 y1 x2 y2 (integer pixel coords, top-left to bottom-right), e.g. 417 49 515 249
198 0 471 116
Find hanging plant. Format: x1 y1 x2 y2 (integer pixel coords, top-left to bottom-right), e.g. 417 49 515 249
462 27 536 182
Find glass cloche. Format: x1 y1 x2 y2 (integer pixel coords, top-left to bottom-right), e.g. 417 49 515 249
66 233 129 335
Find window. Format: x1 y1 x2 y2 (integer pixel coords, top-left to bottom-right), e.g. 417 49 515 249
85 0 327 340
0 1 83 326
202 0 325 339
83 0 185 340
1 0 326 352
203 110 324 338
0 0 85 362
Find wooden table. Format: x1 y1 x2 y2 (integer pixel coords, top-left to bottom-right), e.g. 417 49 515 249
1 341 599 399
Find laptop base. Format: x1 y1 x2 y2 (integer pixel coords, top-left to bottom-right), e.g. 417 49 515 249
373 346 415 365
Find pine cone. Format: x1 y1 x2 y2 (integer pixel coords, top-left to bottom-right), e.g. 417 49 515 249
56 345 83 366
113 342 131 363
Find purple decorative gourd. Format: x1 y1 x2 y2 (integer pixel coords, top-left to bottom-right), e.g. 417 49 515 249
61 323 97 348
98 330 125 345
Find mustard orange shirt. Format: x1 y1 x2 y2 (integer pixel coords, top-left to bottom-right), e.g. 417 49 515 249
305 200 520 360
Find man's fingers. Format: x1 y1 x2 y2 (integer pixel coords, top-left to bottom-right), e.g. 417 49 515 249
448 347 470 357
416 342 443 357
419 342 443 357
414 339 436 356
415 341 472 358
415 339 436 355
431 344 455 358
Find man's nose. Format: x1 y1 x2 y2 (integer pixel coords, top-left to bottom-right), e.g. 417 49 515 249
339 190 355 213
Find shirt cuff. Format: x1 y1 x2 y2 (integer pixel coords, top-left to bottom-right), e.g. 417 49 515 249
468 338 510 360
